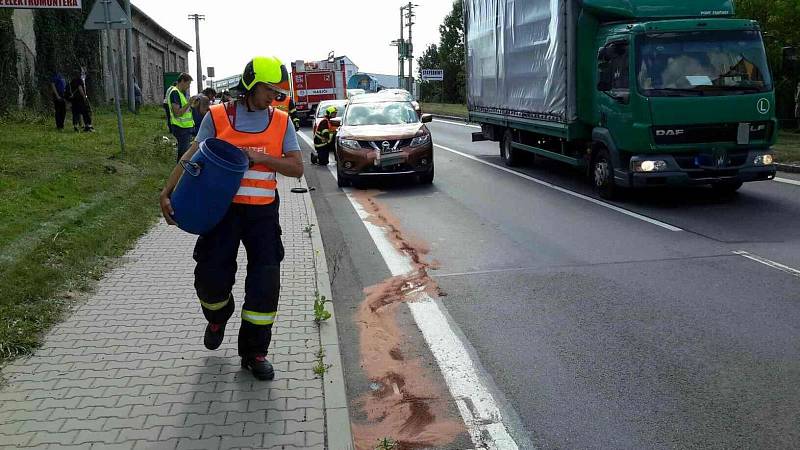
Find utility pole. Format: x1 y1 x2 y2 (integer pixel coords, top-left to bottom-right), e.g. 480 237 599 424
405 2 417 93
187 13 205 94
399 5 405 90
123 0 135 113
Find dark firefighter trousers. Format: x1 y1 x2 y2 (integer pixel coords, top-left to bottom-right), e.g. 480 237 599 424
193 199 284 357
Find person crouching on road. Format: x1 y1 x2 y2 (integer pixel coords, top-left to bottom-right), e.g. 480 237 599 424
167 73 195 163
313 106 338 165
158 56 304 381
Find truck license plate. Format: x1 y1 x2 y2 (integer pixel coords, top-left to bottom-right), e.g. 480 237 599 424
737 123 750 145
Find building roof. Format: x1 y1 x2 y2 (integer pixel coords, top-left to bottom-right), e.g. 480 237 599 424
131 3 193 52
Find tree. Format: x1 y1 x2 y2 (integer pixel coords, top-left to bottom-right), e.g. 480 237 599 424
417 44 440 102
417 0 465 104
735 0 800 124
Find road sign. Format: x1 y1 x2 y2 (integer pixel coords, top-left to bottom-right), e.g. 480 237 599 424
421 69 444 81
207 67 215 78
1 0 82 8
83 0 130 30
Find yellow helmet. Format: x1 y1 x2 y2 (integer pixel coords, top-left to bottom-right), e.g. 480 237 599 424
325 106 338 116
240 56 290 95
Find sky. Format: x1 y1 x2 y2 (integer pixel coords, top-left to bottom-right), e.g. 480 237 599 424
131 0 455 91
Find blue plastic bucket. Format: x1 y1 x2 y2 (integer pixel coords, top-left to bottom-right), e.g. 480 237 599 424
170 138 249 235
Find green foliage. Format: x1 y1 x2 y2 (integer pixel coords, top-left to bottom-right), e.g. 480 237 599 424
33 0 103 108
312 347 332 376
0 107 175 364
313 290 331 323
0 10 18 113
418 0 465 104
735 0 800 124
375 437 398 450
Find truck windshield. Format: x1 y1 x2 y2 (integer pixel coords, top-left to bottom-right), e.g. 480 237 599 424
637 30 772 97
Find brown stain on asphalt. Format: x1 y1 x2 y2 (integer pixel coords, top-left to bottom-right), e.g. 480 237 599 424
349 189 464 450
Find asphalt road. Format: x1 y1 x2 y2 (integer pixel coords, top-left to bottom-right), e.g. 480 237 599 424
300 120 800 449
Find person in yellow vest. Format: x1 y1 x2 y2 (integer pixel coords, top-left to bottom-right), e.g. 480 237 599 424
166 73 195 162
271 79 300 130
159 56 303 380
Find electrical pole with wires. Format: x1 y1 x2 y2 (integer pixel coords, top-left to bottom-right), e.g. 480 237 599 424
404 2 417 93
187 13 205 94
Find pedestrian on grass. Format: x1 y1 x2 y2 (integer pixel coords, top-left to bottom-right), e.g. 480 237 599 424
134 78 143 113
795 80 800 131
165 73 195 162
68 72 94 132
159 56 302 381
50 72 67 131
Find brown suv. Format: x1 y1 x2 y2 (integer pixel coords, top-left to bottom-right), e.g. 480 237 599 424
331 94 434 187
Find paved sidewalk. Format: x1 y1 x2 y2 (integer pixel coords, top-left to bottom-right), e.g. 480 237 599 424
0 176 352 450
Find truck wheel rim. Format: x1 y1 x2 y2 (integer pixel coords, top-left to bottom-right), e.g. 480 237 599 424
594 160 609 187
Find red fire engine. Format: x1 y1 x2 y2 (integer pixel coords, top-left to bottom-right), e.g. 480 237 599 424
291 58 348 126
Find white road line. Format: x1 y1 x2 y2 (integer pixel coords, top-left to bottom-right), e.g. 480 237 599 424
300 130 522 448
775 177 800 187
433 118 482 129
733 251 800 279
434 143 684 232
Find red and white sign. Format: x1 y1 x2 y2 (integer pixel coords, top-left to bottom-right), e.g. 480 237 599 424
0 0 82 8
297 88 336 97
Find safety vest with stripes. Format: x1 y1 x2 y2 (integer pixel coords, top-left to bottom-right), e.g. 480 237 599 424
209 102 288 206
167 86 194 129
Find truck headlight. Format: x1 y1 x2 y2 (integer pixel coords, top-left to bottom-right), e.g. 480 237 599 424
339 138 360 150
753 154 774 166
632 160 667 173
410 134 431 147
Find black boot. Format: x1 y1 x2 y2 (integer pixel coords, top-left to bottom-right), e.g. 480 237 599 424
204 322 226 350
241 355 275 380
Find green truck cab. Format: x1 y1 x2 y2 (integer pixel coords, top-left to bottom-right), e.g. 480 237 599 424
465 0 777 198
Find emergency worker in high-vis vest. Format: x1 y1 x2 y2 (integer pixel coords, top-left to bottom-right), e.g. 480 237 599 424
313 106 338 165
272 79 300 131
159 56 303 380
166 73 195 162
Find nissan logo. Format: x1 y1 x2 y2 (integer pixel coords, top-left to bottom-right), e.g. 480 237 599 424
757 98 770 115
381 141 391 151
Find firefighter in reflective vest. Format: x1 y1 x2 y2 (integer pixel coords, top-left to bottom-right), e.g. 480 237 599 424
159 56 303 380
166 73 195 162
313 106 338 165
272 79 300 131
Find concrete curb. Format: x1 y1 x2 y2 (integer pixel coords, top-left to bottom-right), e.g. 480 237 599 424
776 162 800 173
300 177 355 450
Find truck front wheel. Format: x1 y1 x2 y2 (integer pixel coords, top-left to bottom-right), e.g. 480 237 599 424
592 147 616 200
501 129 520 167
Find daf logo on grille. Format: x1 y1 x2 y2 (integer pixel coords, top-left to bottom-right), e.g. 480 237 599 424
382 141 391 151
656 129 685 136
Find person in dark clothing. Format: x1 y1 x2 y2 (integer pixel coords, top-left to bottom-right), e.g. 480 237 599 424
313 106 338 165
190 94 210 136
50 72 67 130
134 79 143 113
68 74 94 132
202 87 217 104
